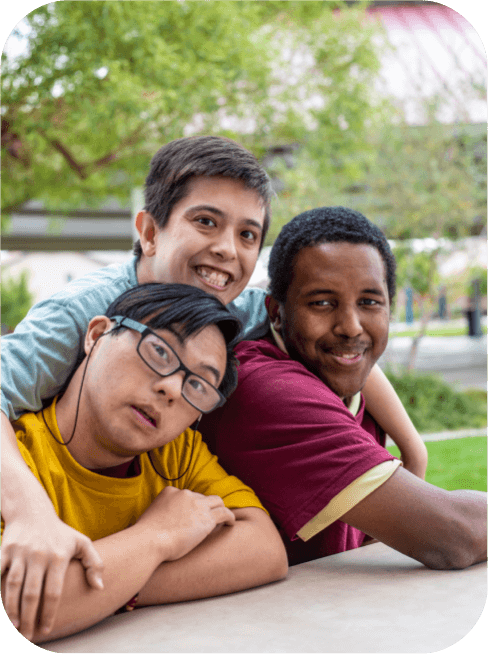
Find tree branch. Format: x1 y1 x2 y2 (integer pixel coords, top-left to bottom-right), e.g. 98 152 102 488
48 138 88 179
85 111 164 170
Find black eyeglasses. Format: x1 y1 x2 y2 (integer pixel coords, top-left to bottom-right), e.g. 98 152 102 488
110 316 226 414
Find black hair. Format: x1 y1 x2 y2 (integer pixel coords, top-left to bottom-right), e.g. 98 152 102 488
134 135 273 258
105 283 241 399
268 206 396 303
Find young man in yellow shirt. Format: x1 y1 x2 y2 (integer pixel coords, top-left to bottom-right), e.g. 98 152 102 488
1 283 287 643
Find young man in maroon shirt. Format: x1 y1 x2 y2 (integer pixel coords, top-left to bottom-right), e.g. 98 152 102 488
202 206 487 569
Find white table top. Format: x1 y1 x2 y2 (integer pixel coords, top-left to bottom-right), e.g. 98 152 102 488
40 542 486 653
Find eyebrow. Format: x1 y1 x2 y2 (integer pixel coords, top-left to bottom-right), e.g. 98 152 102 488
198 363 222 386
304 287 386 298
161 326 221 385
184 205 263 232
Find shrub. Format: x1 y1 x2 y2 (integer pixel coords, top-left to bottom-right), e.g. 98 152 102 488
384 367 487 433
1 270 34 332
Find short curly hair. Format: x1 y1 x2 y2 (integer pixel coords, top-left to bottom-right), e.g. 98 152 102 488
268 206 396 303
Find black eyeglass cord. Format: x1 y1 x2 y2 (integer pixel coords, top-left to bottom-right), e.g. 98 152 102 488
148 415 201 482
41 331 106 446
41 325 199 480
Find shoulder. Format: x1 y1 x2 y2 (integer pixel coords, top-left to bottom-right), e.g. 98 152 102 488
229 287 266 311
47 258 138 307
228 287 269 340
234 339 342 407
7 258 138 332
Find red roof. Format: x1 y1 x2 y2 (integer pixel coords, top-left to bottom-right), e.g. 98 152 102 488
367 2 486 124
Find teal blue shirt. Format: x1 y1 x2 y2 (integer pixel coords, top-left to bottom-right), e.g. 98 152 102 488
1 257 269 420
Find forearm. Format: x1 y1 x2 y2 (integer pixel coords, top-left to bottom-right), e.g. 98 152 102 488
343 468 487 570
25 525 163 643
138 508 288 606
1 413 58 522
362 365 427 478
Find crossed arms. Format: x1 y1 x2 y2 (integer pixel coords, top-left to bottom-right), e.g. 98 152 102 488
2 484 287 644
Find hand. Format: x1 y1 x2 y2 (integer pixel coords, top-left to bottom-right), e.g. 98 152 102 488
136 486 236 561
1 513 104 642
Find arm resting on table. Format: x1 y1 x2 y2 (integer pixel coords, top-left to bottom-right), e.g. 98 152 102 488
3 505 286 643
138 507 288 605
3 523 162 644
342 466 487 570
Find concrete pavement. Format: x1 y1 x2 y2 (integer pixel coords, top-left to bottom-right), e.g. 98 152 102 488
378 333 487 389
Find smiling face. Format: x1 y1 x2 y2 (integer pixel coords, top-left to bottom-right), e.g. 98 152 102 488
136 175 266 305
60 317 227 468
270 242 390 403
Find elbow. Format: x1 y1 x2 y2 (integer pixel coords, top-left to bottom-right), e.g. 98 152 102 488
266 535 289 582
274 549 289 581
418 526 487 571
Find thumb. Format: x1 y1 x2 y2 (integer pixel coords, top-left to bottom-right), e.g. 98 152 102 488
76 538 105 589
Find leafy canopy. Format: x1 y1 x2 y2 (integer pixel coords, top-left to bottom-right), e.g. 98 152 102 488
2 1 383 217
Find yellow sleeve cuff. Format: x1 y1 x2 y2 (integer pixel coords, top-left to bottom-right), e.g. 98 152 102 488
297 459 402 541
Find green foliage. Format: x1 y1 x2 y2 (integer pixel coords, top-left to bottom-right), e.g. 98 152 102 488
394 246 440 298
468 266 487 297
384 367 487 433
360 121 486 240
267 116 485 244
2 1 384 216
387 437 487 492
1 270 34 331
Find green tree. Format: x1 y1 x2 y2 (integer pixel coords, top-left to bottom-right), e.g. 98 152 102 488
359 117 486 240
394 244 441 369
2 0 384 222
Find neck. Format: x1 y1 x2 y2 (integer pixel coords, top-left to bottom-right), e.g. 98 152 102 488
135 255 155 285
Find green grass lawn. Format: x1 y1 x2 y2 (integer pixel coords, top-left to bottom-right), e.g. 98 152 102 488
387 436 487 491
390 324 487 338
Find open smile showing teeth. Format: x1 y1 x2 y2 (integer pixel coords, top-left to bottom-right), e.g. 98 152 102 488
195 266 231 290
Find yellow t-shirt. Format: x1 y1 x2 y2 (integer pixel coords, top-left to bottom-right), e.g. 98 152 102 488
5 399 266 541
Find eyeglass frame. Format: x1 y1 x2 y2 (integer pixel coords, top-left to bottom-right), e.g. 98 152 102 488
110 315 227 414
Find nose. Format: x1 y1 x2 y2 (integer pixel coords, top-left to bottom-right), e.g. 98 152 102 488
210 226 237 261
154 371 185 404
333 304 363 339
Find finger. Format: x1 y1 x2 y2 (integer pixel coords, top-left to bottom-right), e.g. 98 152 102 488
3 558 26 630
212 506 236 527
1 547 12 576
18 562 46 641
76 540 104 590
36 559 69 637
204 494 226 509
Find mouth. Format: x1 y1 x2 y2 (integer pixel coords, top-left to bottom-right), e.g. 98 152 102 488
195 265 232 291
325 349 367 366
131 405 158 428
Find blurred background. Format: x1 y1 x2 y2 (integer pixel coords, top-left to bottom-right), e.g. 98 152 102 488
2 1 486 489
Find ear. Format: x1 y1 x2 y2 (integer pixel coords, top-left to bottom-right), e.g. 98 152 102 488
266 295 283 334
84 316 113 356
135 211 158 257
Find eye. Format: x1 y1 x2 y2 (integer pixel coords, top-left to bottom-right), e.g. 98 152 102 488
187 376 209 395
310 299 332 307
360 298 379 306
196 216 217 228
147 339 171 362
241 229 258 243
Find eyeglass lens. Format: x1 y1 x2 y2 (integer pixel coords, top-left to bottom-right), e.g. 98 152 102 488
139 334 220 412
